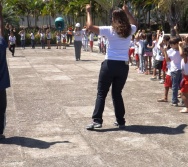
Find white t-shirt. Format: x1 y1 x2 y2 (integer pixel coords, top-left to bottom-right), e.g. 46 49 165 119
74 30 84 41
155 47 164 61
46 32 51 39
134 41 139 54
152 40 157 56
181 59 188 75
99 25 137 61
30 33 35 40
129 40 135 48
89 33 94 41
166 61 171 76
40 33 45 40
20 33 25 40
167 48 182 72
9 36 16 45
138 40 144 55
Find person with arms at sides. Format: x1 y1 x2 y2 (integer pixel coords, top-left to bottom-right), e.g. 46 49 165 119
0 2 11 139
85 2 137 130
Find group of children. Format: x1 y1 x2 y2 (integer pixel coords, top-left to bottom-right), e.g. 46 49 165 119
128 28 188 113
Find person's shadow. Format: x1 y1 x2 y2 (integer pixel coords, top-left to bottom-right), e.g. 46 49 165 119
0 136 70 149
93 124 187 135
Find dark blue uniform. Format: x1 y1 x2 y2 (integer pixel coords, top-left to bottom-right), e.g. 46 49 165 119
0 36 10 135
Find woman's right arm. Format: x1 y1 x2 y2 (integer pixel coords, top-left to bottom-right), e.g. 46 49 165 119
86 4 99 35
122 4 137 27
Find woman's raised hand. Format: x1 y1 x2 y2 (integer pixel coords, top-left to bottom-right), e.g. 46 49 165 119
86 4 91 13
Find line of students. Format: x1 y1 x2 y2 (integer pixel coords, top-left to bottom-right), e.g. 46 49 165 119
129 27 188 113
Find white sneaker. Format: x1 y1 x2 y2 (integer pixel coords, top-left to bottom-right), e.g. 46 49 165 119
159 79 164 84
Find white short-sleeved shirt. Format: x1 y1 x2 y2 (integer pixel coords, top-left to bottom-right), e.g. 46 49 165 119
47 32 51 39
138 40 144 55
152 40 157 56
20 33 25 40
167 48 182 72
129 40 135 48
30 33 35 40
166 62 171 76
89 33 94 41
9 36 16 45
181 59 188 75
155 48 164 61
134 41 139 54
74 30 84 41
99 25 137 61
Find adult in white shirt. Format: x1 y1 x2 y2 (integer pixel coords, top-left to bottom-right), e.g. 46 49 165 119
73 23 84 61
85 3 137 130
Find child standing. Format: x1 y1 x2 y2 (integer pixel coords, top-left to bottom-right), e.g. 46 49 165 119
30 32 35 49
61 31 67 49
157 45 172 102
160 35 171 84
56 31 61 49
39 30 45 49
143 33 153 75
179 41 188 112
128 35 135 65
135 30 144 73
98 35 102 53
8 31 16 56
82 28 89 51
89 31 94 52
18 29 25 49
46 28 51 49
134 37 140 70
164 37 182 106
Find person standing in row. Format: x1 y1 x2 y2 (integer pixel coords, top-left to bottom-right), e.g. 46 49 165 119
85 2 137 130
30 31 35 49
46 28 51 49
89 31 94 52
0 3 11 139
39 30 45 49
8 31 16 56
73 23 83 61
67 26 73 44
18 29 25 49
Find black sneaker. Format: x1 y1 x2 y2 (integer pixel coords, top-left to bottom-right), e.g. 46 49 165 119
86 122 102 130
0 134 5 140
114 122 125 129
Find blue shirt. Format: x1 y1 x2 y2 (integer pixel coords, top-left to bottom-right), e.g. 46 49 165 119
0 36 10 90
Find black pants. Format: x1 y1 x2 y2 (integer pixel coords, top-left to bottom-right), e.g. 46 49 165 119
67 34 72 44
92 60 129 125
0 89 7 134
9 44 15 56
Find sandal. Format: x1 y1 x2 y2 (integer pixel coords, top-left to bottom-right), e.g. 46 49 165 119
179 107 188 113
157 98 168 102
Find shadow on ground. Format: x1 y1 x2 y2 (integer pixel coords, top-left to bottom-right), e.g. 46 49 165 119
92 124 187 135
0 136 70 149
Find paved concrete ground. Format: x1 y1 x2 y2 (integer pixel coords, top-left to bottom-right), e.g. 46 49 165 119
0 44 188 167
